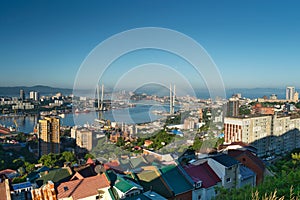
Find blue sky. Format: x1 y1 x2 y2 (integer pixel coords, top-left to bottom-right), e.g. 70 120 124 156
0 0 299 90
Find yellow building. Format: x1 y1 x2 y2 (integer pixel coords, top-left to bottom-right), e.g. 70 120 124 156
39 117 60 156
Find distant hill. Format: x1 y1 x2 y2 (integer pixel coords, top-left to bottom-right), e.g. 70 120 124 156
226 88 286 99
135 85 287 99
0 85 72 97
0 85 288 99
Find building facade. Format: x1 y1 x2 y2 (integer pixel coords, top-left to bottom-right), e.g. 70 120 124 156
19 89 25 100
286 86 295 101
75 128 94 151
227 98 239 117
30 91 39 101
224 114 300 157
38 117 60 156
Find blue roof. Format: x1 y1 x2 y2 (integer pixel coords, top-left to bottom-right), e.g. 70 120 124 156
212 154 239 167
171 129 183 135
12 181 32 191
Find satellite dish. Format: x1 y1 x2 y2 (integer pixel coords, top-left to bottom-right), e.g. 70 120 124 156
94 164 106 174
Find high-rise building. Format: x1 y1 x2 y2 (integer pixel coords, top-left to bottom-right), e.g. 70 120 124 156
294 92 299 102
30 91 39 101
20 89 25 100
286 86 295 101
34 91 39 101
71 127 95 151
224 114 300 157
226 98 239 117
38 117 60 156
29 91 35 100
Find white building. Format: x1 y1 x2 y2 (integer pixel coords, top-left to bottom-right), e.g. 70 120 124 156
286 86 295 101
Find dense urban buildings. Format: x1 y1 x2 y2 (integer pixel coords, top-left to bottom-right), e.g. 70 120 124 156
38 117 60 156
224 114 300 157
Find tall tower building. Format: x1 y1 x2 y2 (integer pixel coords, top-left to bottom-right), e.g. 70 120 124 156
38 117 60 156
294 91 299 102
30 91 39 101
286 86 295 101
20 89 25 100
227 98 239 117
34 91 39 101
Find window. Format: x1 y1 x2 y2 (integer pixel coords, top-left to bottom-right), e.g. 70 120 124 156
226 178 231 183
198 195 202 200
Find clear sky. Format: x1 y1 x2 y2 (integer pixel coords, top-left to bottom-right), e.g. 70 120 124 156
0 0 299 90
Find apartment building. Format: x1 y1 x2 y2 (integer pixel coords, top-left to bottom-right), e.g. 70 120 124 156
38 117 60 156
224 114 300 157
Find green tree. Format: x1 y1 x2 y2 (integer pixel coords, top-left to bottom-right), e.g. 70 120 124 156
61 151 76 163
192 136 203 151
116 137 125 147
13 158 24 169
38 153 58 167
84 153 95 160
25 162 35 173
18 166 26 176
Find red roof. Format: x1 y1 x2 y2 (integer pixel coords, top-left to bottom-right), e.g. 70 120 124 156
0 169 17 175
86 157 94 165
0 126 10 134
183 161 221 188
104 160 120 170
57 174 110 199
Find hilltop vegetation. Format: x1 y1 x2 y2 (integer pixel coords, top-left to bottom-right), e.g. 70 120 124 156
215 149 300 200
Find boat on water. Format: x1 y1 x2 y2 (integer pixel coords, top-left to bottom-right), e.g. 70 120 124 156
74 108 91 114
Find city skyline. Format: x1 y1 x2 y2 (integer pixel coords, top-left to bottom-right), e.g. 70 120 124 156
1 1 300 89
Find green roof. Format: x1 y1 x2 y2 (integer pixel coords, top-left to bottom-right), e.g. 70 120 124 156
129 157 148 169
160 164 176 173
160 165 193 195
136 168 173 198
108 188 118 200
114 176 136 193
35 168 72 187
105 170 117 183
124 193 150 200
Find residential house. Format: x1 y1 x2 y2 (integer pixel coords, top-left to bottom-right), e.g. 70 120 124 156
57 173 111 200
35 167 72 188
159 165 194 200
227 149 265 184
0 169 19 179
239 165 256 187
113 176 143 199
27 166 51 183
124 191 167 200
207 154 240 189
31 181 57 200
182 160 222 200
11 181 33 199
135 165 193 200
0 174 11 200
135 166 175 199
